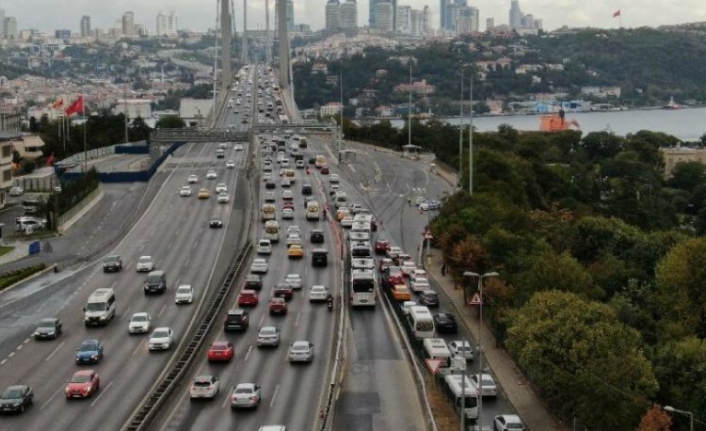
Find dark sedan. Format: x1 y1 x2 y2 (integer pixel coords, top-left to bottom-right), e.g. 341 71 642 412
33 318 62 340
265 180 276 189
273 283 294 301
0 385 33 414
309 230 325 243
102 255 123 272
433 313 458 334
419 290 439 307
244 274 263 291
209 218 224 228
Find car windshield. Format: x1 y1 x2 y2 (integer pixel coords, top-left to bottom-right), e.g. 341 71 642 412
139 257 151 264
86 302 106 312
292 344 309 352
79 341 98 351
70 374 92 383
261 328 277 335
132 315 148 322
177 287 191 294
506 424 524 429
1 388 23 399
235 387 253 394
481 376 495 386
104 256 119 263
193 380 212 387
211 344 228 351
37 320 55 328
152 330 169 338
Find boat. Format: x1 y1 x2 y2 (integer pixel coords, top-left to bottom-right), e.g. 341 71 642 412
540 113 580 132
663 97 682 110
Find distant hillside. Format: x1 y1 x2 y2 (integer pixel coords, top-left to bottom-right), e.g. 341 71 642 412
0 61 42 80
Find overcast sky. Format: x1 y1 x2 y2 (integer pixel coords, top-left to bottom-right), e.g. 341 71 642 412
4 0 706 34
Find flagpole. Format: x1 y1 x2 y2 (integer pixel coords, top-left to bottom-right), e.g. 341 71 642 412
82 96 87 173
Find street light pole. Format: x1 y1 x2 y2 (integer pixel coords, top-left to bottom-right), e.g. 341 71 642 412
468 68 474 195
408 60 412 150
464 271 499 431
664 406 694 431
459 69 463 187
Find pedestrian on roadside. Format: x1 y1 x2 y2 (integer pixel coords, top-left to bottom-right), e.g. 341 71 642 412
441 263 446 276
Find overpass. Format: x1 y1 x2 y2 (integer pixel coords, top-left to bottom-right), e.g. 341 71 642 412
251 123 334 133
150 128 249 144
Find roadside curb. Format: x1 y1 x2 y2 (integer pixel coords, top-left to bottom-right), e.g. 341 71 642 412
0 263 57 297
59 187 104 234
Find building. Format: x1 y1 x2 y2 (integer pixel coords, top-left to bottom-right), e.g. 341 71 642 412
180 98 213 128
486 17 494 31
55 30 71 41
80 15 91 38
394 79 436 95
397 5 412 33
286 0 295 32
457 6 479 34
0 132 16 208
375 2 394 31
440 0 451 30
340 0 358 32
12 135 44 161
122 11 135 36
325 0 341 31
508 0 542 32
3 17 17 39
0 9 4 37
661 146 706 178
156 11 178 37
113 99 152 119
320 102 343 118
369 0 379 27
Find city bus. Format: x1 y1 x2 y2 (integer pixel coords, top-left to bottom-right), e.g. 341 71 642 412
350 269 376 307
264 220 280 243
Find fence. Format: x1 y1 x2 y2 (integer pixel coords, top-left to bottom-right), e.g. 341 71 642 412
57 186 101 232
14 175 58 193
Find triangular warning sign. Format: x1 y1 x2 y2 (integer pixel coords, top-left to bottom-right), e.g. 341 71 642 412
425 358 443 375
468 291 482 306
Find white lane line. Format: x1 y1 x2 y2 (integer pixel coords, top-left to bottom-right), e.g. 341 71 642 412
8 351 14 358
167 240 173 250
132 339 145 357
174 279 181 289
294 311 301 327
45 341 65 362
110 281 117 290
269 384 280 408
183 257 191 267
0 359 6 365
258 314 265 328
158 304 167 317
15 344 23 351
221 391 231 408
349 165 356 173
138 244 145 252
125 262 132 271
24 338 30 344
244 345 253 361
40 385 64 410
90 381 114 407
121 306 132 321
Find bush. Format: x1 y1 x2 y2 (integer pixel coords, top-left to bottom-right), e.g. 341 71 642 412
0 264 47 291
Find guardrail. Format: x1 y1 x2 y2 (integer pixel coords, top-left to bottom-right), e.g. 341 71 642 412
123 240 252 431
150 128 249 143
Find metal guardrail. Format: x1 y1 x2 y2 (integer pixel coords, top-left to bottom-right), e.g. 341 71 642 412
123 240 252 431
150 128 250 143
252 123 332 132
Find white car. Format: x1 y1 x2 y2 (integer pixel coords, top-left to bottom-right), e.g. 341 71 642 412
250 258 268 274
257 326 281 347
401 301 417 315
400 261 417 276
230 383 262 409
264 191 276 202
128 312 152 334
9 186 24 196
234 143 244 151
263 162 273 172
286 234 302 247
285 274 302 289
217 193 230 203
188 174 198 184
470 373 498 397
282 208 294 219
263 172 273 182
410 269 428 283
296 160 305 169
226 159 235 168
280 159 290 168
448 340 474 361
148 327 174 351
206 170 217 180
387 246 403 259
411 278 430 293
136 256 154 272
190 375 220 400
281 177 291 188
329 174 339 184
286 225 301 235
288 341 314 363
308 285 329 302
175 285 194 304
420 201 430 211
257 240 272 255
494 415 526 431
216 183 227 193
415 196 426 206
340 216 354 228
180 186 192 197
282 190 293 200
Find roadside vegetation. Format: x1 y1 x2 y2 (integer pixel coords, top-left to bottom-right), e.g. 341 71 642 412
0 264 47 292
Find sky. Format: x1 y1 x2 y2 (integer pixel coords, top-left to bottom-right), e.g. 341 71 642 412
3 0 706 34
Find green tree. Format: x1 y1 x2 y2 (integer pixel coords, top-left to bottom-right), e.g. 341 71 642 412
654 337 706 423
155 115 186 129
507 291 658 430
668 161 706 193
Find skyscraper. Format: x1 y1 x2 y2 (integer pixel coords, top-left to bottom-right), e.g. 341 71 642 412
80 16 91 37
3 17 17 39
509 0 523 30
397 5 412 33
439 0 451 30
375 2 393 31
369 0 379 27
286 0 294 32
0 9 5 37
325 0 341 31
122 11 135 35
340 0 358 32
156 11 178 37
391 0 398 32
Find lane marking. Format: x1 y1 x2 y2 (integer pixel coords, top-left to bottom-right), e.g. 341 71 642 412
258 314 265 328
221 391 231 408
24 338 30 344
110 281 117 290
244 345 253 361
90 380 114 407
294 311 301 327
183 257 191 267
45 341 65 362
349 165 356 173
121 306 132 321
269 384 280 408
132 338 145 356
0 359 6 365
8 351 14 358
40 385 64 410
15 344 23 351
158 304 167 317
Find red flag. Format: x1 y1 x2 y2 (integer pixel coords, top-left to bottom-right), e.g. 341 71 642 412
52 99 64 109
613 10 621 17
46 152 55 167
64 96 84 116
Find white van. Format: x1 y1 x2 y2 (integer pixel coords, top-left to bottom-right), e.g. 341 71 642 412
306 200 320 221
333 192 348 209
408 306 435 339
423 338 452 369
84 288 116 327
444 374 479 422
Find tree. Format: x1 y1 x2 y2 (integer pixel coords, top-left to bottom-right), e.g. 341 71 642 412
155 115 186 129
636 404 672 431
654 337 706 422
507 291 658 430
668 161 706 193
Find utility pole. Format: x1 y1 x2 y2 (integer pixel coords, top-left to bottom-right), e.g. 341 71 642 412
277 0 288 89
123 85 129 143
459 69 464 187
220 0 231 92
469 69 474 195
408 60 412 149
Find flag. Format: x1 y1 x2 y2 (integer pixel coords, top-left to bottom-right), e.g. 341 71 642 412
52 99 64 109
46 152 55 167
613 10 621 18
64 96 84 116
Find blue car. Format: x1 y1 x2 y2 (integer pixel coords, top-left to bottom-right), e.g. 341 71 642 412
75 339 104 364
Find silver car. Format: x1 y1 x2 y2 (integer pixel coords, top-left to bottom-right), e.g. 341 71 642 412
128 312 151 334
230 383 262 409
250 258 268 274
256 326 281 347
189 375 220 400
285 274 302 290
287 341 314 363
136 256 154 272
448 340 474 361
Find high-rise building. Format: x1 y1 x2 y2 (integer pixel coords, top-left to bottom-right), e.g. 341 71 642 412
423 6 432 33
325 0 341 31
0 9 5 37
80 15 91 37
509 0 523 30
391 0 398 32
457 6 479 34
374 2 394 31
340 0 358 32
156 11 178 37
397 5 412 33
3 17 17 39
369 0 379 27
286 0 294 32
122 11 135 35
439 0 451 30
507 1 542 33
486 17 494 31
55 29 71 41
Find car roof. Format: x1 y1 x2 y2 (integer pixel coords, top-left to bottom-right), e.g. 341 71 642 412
235 383 257 389
292 340 310 347
194 375 215 382
260 326 277 331
73 369 95 376
210 341 231 348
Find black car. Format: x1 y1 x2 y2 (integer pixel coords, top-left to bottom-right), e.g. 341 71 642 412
265 180 276 189
273 283 294 301
301 184 312 195
209 218 224 228
0 385 33 414
102 255 123 272
244 274 263 291
433 313 458 334
309 230 325 243
224 309 249 332
419 290 440 308
33 318 62 340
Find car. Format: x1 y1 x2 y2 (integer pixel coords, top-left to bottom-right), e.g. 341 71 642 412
280 159 290 168
209 218 224 228
282 208 294 219
268 297 288 315
419 290 439 307
230 383 262 409
384 266 405 288
283 202 295 210
102 254 123 272
136 256 154 272
285 273 302 289
263 162 273 172
250 258 268 273
208 341 234 362
392 285 412 301
320 166 330 174
386 246 403 259
309 230 324 244
286 225 301 235
217 193 230 203
206 170 217 179
218 142 228 149
301 184 312 195
329 184 340 195
238 289 259 306
410 269 428 282
244 274 263 291
411 277 431 293
296 159 305 169
226 159 236 168
264 191 276 202
282 190 293 200
198 188 210 199
415 196 426 206
433 313 459 334
234 143 244 151
65 370 100 399
175 285 194 304
224 309 249 331
257 326 281 347
148 327 174 351
329 173 340 183
288 341 315 363
190 375 220 400
8 186 23 196
0 385 33 414
400 261 417 276
428 200 441 210
419 201 430 211
180 186 192 197
216 183 227 193
75 339 104 364
448 340 474 361
33 318 62 340
273 284 294 300
257 239 273 255
128 312 152 334
494 415 526 431
188 174 198 183
281 177 291 188
374 239 390 255
286 233 302 246
401 301 418 315
340 216 354 228
378 258 394 273
308 285 329 302
336 208 350 221
470 373 498 397
287 244 304 258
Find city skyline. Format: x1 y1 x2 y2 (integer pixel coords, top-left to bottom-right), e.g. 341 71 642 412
2 0 706 34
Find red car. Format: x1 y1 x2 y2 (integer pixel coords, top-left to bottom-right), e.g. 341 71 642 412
283 202 294 210
375 239 390 255
268 297 288 315
65 370 100 399
237 290 259 306
385 266 405 288
320 166 330 174
273 284 294 301
208 341 234 362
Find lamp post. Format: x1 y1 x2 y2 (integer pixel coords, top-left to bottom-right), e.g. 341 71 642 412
459 69 463 188
664 406 694 431
463 271 499 431
468 67 474 195
408 60 412 150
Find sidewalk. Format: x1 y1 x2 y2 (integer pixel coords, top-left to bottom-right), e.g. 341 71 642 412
0 242 29 266
425 253 565 431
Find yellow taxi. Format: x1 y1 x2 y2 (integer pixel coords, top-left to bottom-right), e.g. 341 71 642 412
197 188 210 199
392 284 412 301
287 244 304 258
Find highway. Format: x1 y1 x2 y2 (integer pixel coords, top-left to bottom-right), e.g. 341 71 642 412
0 69 253 430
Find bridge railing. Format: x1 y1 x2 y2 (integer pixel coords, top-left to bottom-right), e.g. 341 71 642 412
150 128 250 143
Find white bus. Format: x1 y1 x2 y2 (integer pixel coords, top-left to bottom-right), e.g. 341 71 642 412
264 220 280 243
408 306 435 339
350 269 376 307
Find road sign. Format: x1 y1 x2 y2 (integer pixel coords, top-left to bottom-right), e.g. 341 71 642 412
468 291 482 306
424 232 433 240
425 358 444 375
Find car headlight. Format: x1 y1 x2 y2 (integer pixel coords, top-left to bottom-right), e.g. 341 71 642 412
47 331 55 335
13 402 22 406
91 354 98 359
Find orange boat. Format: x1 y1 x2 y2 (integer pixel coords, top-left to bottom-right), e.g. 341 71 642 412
540 112 580 132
